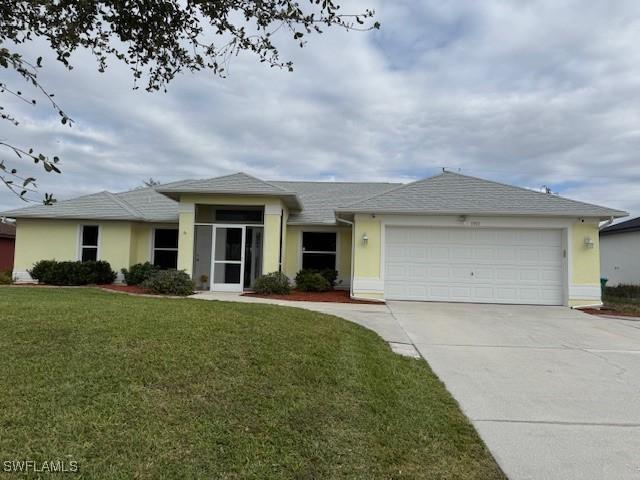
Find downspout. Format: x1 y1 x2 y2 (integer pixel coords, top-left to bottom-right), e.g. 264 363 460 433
336 216 355 299
599 216 614 229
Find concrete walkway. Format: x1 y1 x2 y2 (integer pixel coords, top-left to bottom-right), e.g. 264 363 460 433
190 292 420 357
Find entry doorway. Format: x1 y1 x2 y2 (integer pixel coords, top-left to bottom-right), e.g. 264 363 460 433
193 224 263 292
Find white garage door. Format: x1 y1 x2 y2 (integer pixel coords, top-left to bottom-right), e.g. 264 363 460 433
384 226 564 305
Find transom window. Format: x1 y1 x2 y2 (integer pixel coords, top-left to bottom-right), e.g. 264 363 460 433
80 225 99 262
195 205 263 224
302 232 336 270
153 228 179 269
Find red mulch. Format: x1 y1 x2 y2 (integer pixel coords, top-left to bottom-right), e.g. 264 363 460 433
243 289 382 304
578 307 639 318
99 284 151 295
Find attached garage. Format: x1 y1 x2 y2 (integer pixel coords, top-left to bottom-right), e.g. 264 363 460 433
384 226 565 305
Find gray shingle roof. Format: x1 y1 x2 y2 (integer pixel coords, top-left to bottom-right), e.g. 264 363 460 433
1 188 179 222
600 216 640 235
337 171 628 219
271 181 399 224
156 172 302 209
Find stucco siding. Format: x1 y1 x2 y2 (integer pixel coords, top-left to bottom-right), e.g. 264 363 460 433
600 231 640 286
12 219 142 282
282 225 352 286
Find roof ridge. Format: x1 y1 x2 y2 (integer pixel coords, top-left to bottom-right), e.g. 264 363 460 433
236 172 293 193
341 172 446 208
104 191 144 219
270 180 401 185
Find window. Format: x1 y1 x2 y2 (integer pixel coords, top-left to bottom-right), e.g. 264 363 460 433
302 232 337 270
195 205 263 224
80 225 99 262
153 228 179 269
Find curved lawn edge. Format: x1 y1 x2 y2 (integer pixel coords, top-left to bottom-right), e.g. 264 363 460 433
0 287 505 479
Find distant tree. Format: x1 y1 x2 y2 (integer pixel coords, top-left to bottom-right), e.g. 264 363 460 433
142 178 161 188
1 1 378 203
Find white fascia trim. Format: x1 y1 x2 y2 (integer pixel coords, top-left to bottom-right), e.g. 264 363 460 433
352 277 384 293
568 284 601 300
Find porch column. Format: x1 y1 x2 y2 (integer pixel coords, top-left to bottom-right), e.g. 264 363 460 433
263 204 283 274
177 202 195 276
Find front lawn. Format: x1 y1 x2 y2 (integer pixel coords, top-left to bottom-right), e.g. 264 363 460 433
0 288 503 479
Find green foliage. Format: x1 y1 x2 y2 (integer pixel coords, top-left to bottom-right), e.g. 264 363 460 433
604 284 640 300
0 271 12 285
141 270 194 296
121 262 159 286
28 260 116 285
253 271 291 295
295 270 331 292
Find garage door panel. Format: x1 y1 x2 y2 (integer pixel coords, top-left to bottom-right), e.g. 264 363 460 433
384 226 564 305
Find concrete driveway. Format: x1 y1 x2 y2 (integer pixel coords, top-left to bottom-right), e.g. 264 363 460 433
388 301 640 480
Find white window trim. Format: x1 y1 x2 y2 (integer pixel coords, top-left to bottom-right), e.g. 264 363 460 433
77 224 101 261
299 230 339 271
151 227 179 268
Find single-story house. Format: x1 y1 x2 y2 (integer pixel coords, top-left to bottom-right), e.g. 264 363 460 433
600 216 640 286
0 221 16 273
1 171 627 306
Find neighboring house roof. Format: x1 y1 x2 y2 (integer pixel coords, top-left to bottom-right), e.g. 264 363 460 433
0 222 16 238
0 188 179 222
336 171 627 219
600 216 640 236
270 181 399 224
156 172 302 210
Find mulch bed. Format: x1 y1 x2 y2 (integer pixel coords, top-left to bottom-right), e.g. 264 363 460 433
578 307 640 319
243 289 382 304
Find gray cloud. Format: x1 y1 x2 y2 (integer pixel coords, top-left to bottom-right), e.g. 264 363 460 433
1 0 639 219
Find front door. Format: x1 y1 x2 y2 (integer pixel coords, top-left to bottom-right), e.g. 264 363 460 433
212 226 245 292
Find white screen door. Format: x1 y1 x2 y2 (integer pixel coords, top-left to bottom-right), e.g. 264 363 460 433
212 226 245 292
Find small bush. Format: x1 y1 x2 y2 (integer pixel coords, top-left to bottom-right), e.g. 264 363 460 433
142 269 194 296
28 260 116 285
0 271 12 285
295 270 331 292
122 262 160 286
253 271 291 295
604 284 640 300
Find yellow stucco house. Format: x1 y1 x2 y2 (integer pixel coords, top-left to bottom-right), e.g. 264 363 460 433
2 171 627 307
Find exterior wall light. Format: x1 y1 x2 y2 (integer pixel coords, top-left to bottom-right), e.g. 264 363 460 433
362 233 369 246
584 236 595 249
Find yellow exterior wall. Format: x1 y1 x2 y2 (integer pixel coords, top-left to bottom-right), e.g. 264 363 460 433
130 223 152 265
13 219 78 272
282 226 352 285
176 195 285 276
353 214 381 279
177 210 195 274
571 221 600 285
13 219 153 278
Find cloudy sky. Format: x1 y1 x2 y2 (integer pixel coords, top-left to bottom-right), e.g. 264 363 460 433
2 0 640 219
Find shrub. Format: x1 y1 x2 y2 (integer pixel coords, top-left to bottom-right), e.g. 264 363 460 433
604 284 640 300
0 271 12 285
28 260 116 285
295 269 331 292
141 269 194 296
253 271 291 295
121 262 160 286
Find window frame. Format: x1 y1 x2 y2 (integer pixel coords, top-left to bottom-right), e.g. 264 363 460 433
152 227 179 270
300 230 339 271
77 224 101 262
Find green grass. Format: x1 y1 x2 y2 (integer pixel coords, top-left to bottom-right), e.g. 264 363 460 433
0 287 504 479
